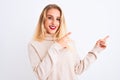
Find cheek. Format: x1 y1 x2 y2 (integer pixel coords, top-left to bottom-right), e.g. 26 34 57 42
45 19 53 26
57 22 60 27
58 22 60 26
44 20 49 28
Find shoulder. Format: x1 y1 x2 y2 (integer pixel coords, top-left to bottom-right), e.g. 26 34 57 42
28 40 41 47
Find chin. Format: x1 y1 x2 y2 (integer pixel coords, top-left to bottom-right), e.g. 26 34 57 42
48 31 57 34
50 32 56 34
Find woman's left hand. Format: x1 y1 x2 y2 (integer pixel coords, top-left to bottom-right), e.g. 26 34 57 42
95 35 109 49
91 35 109 54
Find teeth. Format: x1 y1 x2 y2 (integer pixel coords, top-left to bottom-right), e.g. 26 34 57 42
51 26 55 28
50 25 56 29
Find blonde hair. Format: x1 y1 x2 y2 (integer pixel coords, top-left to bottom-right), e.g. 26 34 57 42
33 4 67 41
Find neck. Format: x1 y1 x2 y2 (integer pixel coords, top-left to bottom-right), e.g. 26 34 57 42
45 33 55 41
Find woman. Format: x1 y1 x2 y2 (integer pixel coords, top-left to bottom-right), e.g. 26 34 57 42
28 4 109 80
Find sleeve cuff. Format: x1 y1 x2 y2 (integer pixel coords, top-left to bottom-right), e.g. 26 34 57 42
91 46 104 54
53 42 63 50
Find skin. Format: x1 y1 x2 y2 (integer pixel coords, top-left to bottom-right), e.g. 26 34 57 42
44 8 70 48
96 35 109 48
57 32 109 49
44 8 109 49
44 8 60 35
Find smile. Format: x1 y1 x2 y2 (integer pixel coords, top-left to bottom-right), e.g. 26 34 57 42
49 25 56 30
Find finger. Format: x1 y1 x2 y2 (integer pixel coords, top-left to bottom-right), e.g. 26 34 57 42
100 43 106 48
103 35 109 41
62 32 71 39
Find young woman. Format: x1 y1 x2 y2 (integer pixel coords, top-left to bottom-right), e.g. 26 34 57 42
28 4 109 80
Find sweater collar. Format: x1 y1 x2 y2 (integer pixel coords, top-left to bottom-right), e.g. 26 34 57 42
45 34 55 41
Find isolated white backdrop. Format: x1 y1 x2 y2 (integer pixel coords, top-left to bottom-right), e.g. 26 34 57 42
0 0 120 80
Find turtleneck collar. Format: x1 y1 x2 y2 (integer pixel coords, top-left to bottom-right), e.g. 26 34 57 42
45 34 55 41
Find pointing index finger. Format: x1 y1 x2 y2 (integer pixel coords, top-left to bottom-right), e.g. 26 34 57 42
103 35 109 41
63 32 71 38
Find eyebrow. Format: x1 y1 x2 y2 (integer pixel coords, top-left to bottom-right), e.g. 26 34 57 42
46 14 60 18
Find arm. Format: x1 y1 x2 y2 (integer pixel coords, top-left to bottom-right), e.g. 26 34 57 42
75 35 109 74
28 42 62 80
74 50 97 75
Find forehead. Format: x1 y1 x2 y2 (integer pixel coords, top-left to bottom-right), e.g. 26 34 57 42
46 8 60 17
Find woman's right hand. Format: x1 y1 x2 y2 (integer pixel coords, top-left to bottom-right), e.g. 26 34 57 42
56 32 71 48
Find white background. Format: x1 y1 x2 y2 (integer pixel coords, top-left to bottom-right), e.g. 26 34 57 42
0 0 120 80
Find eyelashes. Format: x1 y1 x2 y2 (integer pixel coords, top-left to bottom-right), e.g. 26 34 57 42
56 18 60 21
47 16 60 21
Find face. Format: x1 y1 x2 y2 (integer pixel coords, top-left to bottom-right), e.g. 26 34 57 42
44 8 60 35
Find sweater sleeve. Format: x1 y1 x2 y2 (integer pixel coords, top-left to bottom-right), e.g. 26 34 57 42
28 41 62 80
74 43 104 75
74 51 97 75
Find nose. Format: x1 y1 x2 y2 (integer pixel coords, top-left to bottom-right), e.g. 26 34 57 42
52 19 57 25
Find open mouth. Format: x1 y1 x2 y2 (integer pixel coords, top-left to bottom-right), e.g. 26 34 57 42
49 25 56 30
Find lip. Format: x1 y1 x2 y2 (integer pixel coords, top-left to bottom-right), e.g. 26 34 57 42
49 25 56 30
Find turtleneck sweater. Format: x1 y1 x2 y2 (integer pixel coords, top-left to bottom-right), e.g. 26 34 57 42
28 35 103 80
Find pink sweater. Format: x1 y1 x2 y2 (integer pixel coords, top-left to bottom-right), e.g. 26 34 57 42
28 36 102 80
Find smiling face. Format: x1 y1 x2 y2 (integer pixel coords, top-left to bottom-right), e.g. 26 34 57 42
44 8 61 35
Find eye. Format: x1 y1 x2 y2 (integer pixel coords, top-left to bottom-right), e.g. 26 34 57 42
47 16 52 19
56 18 60 21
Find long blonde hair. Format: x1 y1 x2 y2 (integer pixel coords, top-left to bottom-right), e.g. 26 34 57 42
33 4 67 41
